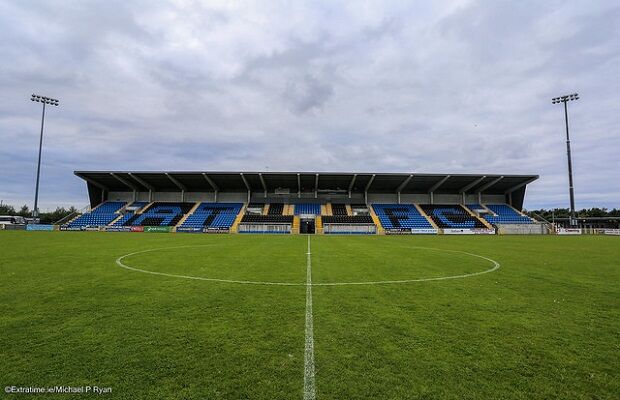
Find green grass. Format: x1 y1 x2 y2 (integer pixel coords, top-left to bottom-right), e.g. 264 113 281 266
0 232 618 399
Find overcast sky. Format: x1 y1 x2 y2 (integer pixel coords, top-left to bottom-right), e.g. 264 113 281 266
1 0 618 211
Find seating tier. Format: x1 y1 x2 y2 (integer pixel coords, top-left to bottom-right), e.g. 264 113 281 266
124 202 195 226
180 203 243 229
372 204 433 229
484 204 533 224
294 203 321 215
419 204 486 229
67 201 126 227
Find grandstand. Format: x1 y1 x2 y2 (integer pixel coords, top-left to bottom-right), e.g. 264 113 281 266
68 171 541 234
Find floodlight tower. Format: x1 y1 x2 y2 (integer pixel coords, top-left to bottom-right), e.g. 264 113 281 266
30 94 60 220
551 93 579 226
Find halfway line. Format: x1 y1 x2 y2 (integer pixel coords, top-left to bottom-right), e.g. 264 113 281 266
303 235 316 400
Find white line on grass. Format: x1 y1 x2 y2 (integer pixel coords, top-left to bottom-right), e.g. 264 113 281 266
304 235 316 400
115 246 301 286
115 245 500 286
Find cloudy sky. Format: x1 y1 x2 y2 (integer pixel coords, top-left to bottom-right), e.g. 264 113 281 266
1 0 618 211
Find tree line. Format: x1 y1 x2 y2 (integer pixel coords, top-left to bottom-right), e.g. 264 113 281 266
525 207 620 220
0 203 78 224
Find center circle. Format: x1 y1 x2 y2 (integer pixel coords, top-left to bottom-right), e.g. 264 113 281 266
115 244 500 286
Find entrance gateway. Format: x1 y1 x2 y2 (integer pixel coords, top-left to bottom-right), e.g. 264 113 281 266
300 218 315 234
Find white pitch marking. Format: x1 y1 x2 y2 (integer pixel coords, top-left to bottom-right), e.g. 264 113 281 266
114 245 500 286
303 235 316 400
115 245 301 286
311 248 500 286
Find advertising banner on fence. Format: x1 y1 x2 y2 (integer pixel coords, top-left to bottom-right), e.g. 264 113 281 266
131 226 144 232
385 228 438 235
411 228 438 234
4 224 27 230
385 228 411 235
443 228 495 235
104 226 133 232
205 227 230 233
144 226 171 233
60 226 83 231
602 229 620 236
26 224 54 231
176 227 204 233
556 228 582 235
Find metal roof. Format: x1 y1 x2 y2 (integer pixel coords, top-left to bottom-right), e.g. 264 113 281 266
75 171 538 195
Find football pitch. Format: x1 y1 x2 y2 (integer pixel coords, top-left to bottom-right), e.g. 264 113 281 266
1 232 618 399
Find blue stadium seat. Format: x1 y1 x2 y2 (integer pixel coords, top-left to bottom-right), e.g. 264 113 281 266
419 204 486 229
67 201 126 227
124 202 195 227
179 203 243 230
372 204 433 229
483 204 533 225
294 203 321 215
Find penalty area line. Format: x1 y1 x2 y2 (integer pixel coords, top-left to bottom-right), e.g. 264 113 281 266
303 235 316 400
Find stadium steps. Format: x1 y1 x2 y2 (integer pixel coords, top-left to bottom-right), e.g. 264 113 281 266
505 203 536 221
139 202 154 214
263 204 270 215
292 216 300 234
415 204 440 232
461 204 494 229
315 216 323 234
475 204 494 214
345 204 353 216
283 204 294 215
320 204 327 216
64 213 82 226
325 203 333 216
108 214 125 226
90 202 108 213
175 202 200 227
289 204 296 215
368 206 385 235
230 204 247 233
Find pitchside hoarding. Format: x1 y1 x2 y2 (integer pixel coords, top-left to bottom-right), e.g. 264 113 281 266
385 228 438 235
443 228 496 235
26 224 54 231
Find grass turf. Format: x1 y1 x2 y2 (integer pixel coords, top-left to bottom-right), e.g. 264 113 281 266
0 231 618 399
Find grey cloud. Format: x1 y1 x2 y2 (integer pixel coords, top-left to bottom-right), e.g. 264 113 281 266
0 1 618 210
283 74 334 114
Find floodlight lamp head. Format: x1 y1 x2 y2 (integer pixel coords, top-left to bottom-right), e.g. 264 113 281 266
31 93 59 106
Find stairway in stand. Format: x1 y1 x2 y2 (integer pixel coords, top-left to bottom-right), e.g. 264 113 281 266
368 205 384 235
175 202 201 228
230 204 247 233
315 216 323 234
292 216 300 234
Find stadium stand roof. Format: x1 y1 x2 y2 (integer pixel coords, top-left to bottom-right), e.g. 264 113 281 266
75 171 538 195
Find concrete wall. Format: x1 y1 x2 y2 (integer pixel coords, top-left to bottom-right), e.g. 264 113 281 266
102 190 513 206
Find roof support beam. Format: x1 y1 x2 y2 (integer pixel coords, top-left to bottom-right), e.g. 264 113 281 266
504 176 538 194
75 173 108 191
202 173 218 202
110 173 138 191
348 174 357 199
165 173 186 191
240 173 251 202
297 173 301 198
202 173 218 191
314 174 319 199
364 174 375 205
459 175 486 194
428 175 451 193
478 176 504 193
258 173 268 197
128 173 155 192
364 174 376 192
396 174 413 193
